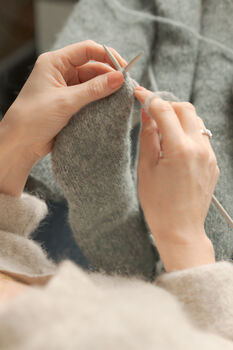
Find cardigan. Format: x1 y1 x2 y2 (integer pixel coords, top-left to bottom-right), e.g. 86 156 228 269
0 192 232 349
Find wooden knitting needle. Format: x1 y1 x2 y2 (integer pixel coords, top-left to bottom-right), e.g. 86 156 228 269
103 45 143 73
123 51 144 73
103 45 122 71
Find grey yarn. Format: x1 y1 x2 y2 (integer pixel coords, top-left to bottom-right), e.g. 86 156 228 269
144 92 179 116
112 0 233 59
51 75 157 279
26 155 63 202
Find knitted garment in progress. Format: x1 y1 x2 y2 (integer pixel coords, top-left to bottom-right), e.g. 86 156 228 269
0 193 233 349
28 0 233 265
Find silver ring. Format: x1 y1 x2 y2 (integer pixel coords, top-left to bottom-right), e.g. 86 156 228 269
200 128 213 139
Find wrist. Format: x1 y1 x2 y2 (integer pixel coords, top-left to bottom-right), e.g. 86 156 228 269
0 119 38 197
155 231 215 273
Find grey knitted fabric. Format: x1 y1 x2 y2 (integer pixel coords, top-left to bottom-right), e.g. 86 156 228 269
152 0 201 100
51 75 157 279
190 0 233 260
27 156 63 202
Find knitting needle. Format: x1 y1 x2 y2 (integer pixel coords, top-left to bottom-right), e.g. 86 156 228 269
104 46 233 229
103 45 122 71
123 51 144 73
103 44 144 73
212 195 233 229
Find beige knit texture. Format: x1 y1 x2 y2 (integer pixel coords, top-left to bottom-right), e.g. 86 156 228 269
0 193 48 237
0 193 232 349
0 193 55 284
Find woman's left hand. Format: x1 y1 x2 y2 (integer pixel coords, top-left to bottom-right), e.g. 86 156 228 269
0 41 126 197
134 86 217 272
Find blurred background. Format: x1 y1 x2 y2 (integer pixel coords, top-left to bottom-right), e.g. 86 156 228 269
0 0 76 118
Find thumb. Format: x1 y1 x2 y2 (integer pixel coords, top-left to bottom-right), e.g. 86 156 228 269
138 109 161 169
67 70 124 112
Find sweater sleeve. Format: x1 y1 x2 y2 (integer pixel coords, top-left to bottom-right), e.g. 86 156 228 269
0 193 55 285
0 192 48 237
156 261 233 342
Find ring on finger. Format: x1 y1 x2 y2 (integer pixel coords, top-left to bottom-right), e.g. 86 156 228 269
200 128 213 139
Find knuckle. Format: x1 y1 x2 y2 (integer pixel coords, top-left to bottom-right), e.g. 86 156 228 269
87 79 103 98
150 99 172 114
140 122 156 137
209 154 217 167
196 147 209 161
85 40 96 60
85 39 96 46
172 102 196 113
180 102 196 112
36 52 50 64
176 142 193 159
195 146 217 165
216 165 220 177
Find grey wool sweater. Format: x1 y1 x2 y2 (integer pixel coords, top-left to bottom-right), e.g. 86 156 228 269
0 192 233 349
28 0 233 266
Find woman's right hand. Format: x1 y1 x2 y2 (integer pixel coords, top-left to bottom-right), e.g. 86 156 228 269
0 40 126 197
134 86 219 272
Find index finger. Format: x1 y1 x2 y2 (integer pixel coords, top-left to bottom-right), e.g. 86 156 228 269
134 87 184 151
54 40 127 69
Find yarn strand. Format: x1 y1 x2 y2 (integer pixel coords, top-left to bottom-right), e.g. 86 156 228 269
111 0 233 59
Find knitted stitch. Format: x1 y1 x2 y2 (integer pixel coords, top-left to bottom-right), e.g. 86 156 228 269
51 74 157 279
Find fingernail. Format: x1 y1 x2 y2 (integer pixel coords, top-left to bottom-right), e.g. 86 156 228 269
135 86 145 91
108 71 124 89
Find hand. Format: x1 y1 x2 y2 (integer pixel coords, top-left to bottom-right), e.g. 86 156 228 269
0 40 126 197
134 87 218 272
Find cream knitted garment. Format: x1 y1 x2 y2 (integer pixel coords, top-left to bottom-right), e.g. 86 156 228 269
0 193 233 349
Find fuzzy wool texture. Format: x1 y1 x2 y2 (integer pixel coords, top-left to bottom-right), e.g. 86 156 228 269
0 193 48 237
1 261 233 350
152 0 201 99
156 260 233 342
0 193 233 348
27 0 233 262
51 75 157 279
0 193 55 284
28 160 63 202
191 0 233 260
